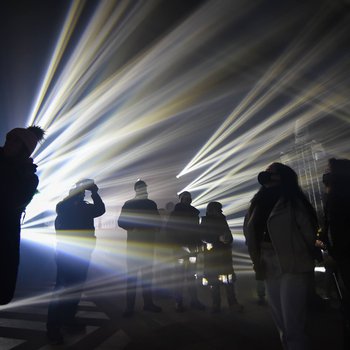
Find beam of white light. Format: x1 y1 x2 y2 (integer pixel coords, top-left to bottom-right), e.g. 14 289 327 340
20 0 349 237
0 274 126 311
27 0 86 126
8 0 348 313
31 0 278 167
186 84 348 200
187 88 349 211
29 0 289 143
28 0 152 129
177 5 350 177
178 42 350 209
190 82 349 191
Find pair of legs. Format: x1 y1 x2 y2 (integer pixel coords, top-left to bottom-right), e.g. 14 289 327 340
210 281 239 311
0 249 19 305
0 227 20 305
173 255 204 310
125 265 155 310
265 272 313 350
124 245 161 315
46 247 93 340
261 243 312 350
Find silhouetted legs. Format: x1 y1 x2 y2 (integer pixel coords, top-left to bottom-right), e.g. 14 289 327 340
209 275 242 313
173 256 205 311
265 272 312 350
0 244 19 305
46 245 93 343
124 245 161 316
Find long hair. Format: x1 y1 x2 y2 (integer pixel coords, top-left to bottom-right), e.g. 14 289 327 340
250 162 317 225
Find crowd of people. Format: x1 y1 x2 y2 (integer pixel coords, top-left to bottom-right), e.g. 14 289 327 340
1 125 349 349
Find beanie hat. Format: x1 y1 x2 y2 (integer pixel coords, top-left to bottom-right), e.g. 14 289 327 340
7 126 44 156
134 180 147 191
179 191 191 200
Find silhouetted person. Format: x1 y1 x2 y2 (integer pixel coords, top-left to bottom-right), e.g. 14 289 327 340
166 191 205 312
46 179 105 344
201 201 243 313
322 157 350 344
118 180 162 317
154 201 176 296
165 201 175 215
0 126 45 305
244 162 319 350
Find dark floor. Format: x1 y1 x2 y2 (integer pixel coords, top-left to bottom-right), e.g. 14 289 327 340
0 235 346 350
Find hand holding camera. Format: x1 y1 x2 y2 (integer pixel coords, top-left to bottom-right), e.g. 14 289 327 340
89 183 99 194
76 179 98 193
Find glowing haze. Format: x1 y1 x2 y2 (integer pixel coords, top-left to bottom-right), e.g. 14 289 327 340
0 0 349 309
23 0 349 233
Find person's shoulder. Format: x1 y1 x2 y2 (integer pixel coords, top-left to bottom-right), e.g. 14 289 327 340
190 205 200 215
173 202 187 213
219 213 228 221
201 215 208 223
174 202 183 210
143 198 158 209
122 198 135 207
56 200 68 213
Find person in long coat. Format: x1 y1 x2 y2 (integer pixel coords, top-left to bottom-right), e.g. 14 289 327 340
244 162 319 350
118 180 162 317
201 201 243 313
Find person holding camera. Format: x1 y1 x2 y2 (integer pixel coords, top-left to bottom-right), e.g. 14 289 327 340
46 179 105 345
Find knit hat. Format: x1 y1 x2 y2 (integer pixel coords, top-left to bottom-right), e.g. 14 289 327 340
134 180 147 191
6 126 45 156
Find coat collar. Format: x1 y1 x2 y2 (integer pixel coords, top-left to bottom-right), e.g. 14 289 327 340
269 197 289 218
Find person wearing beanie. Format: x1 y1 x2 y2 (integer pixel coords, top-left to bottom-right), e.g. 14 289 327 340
0 125 45 305
118 180 162 317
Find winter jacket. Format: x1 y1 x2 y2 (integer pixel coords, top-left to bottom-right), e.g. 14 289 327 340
166 202 201 251
0 150 39 235
201 214 234 278
0 149 39 304
118 196 160 244
55 192 105 238
244 198 317 278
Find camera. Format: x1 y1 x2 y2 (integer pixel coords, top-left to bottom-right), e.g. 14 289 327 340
76 179 95 191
